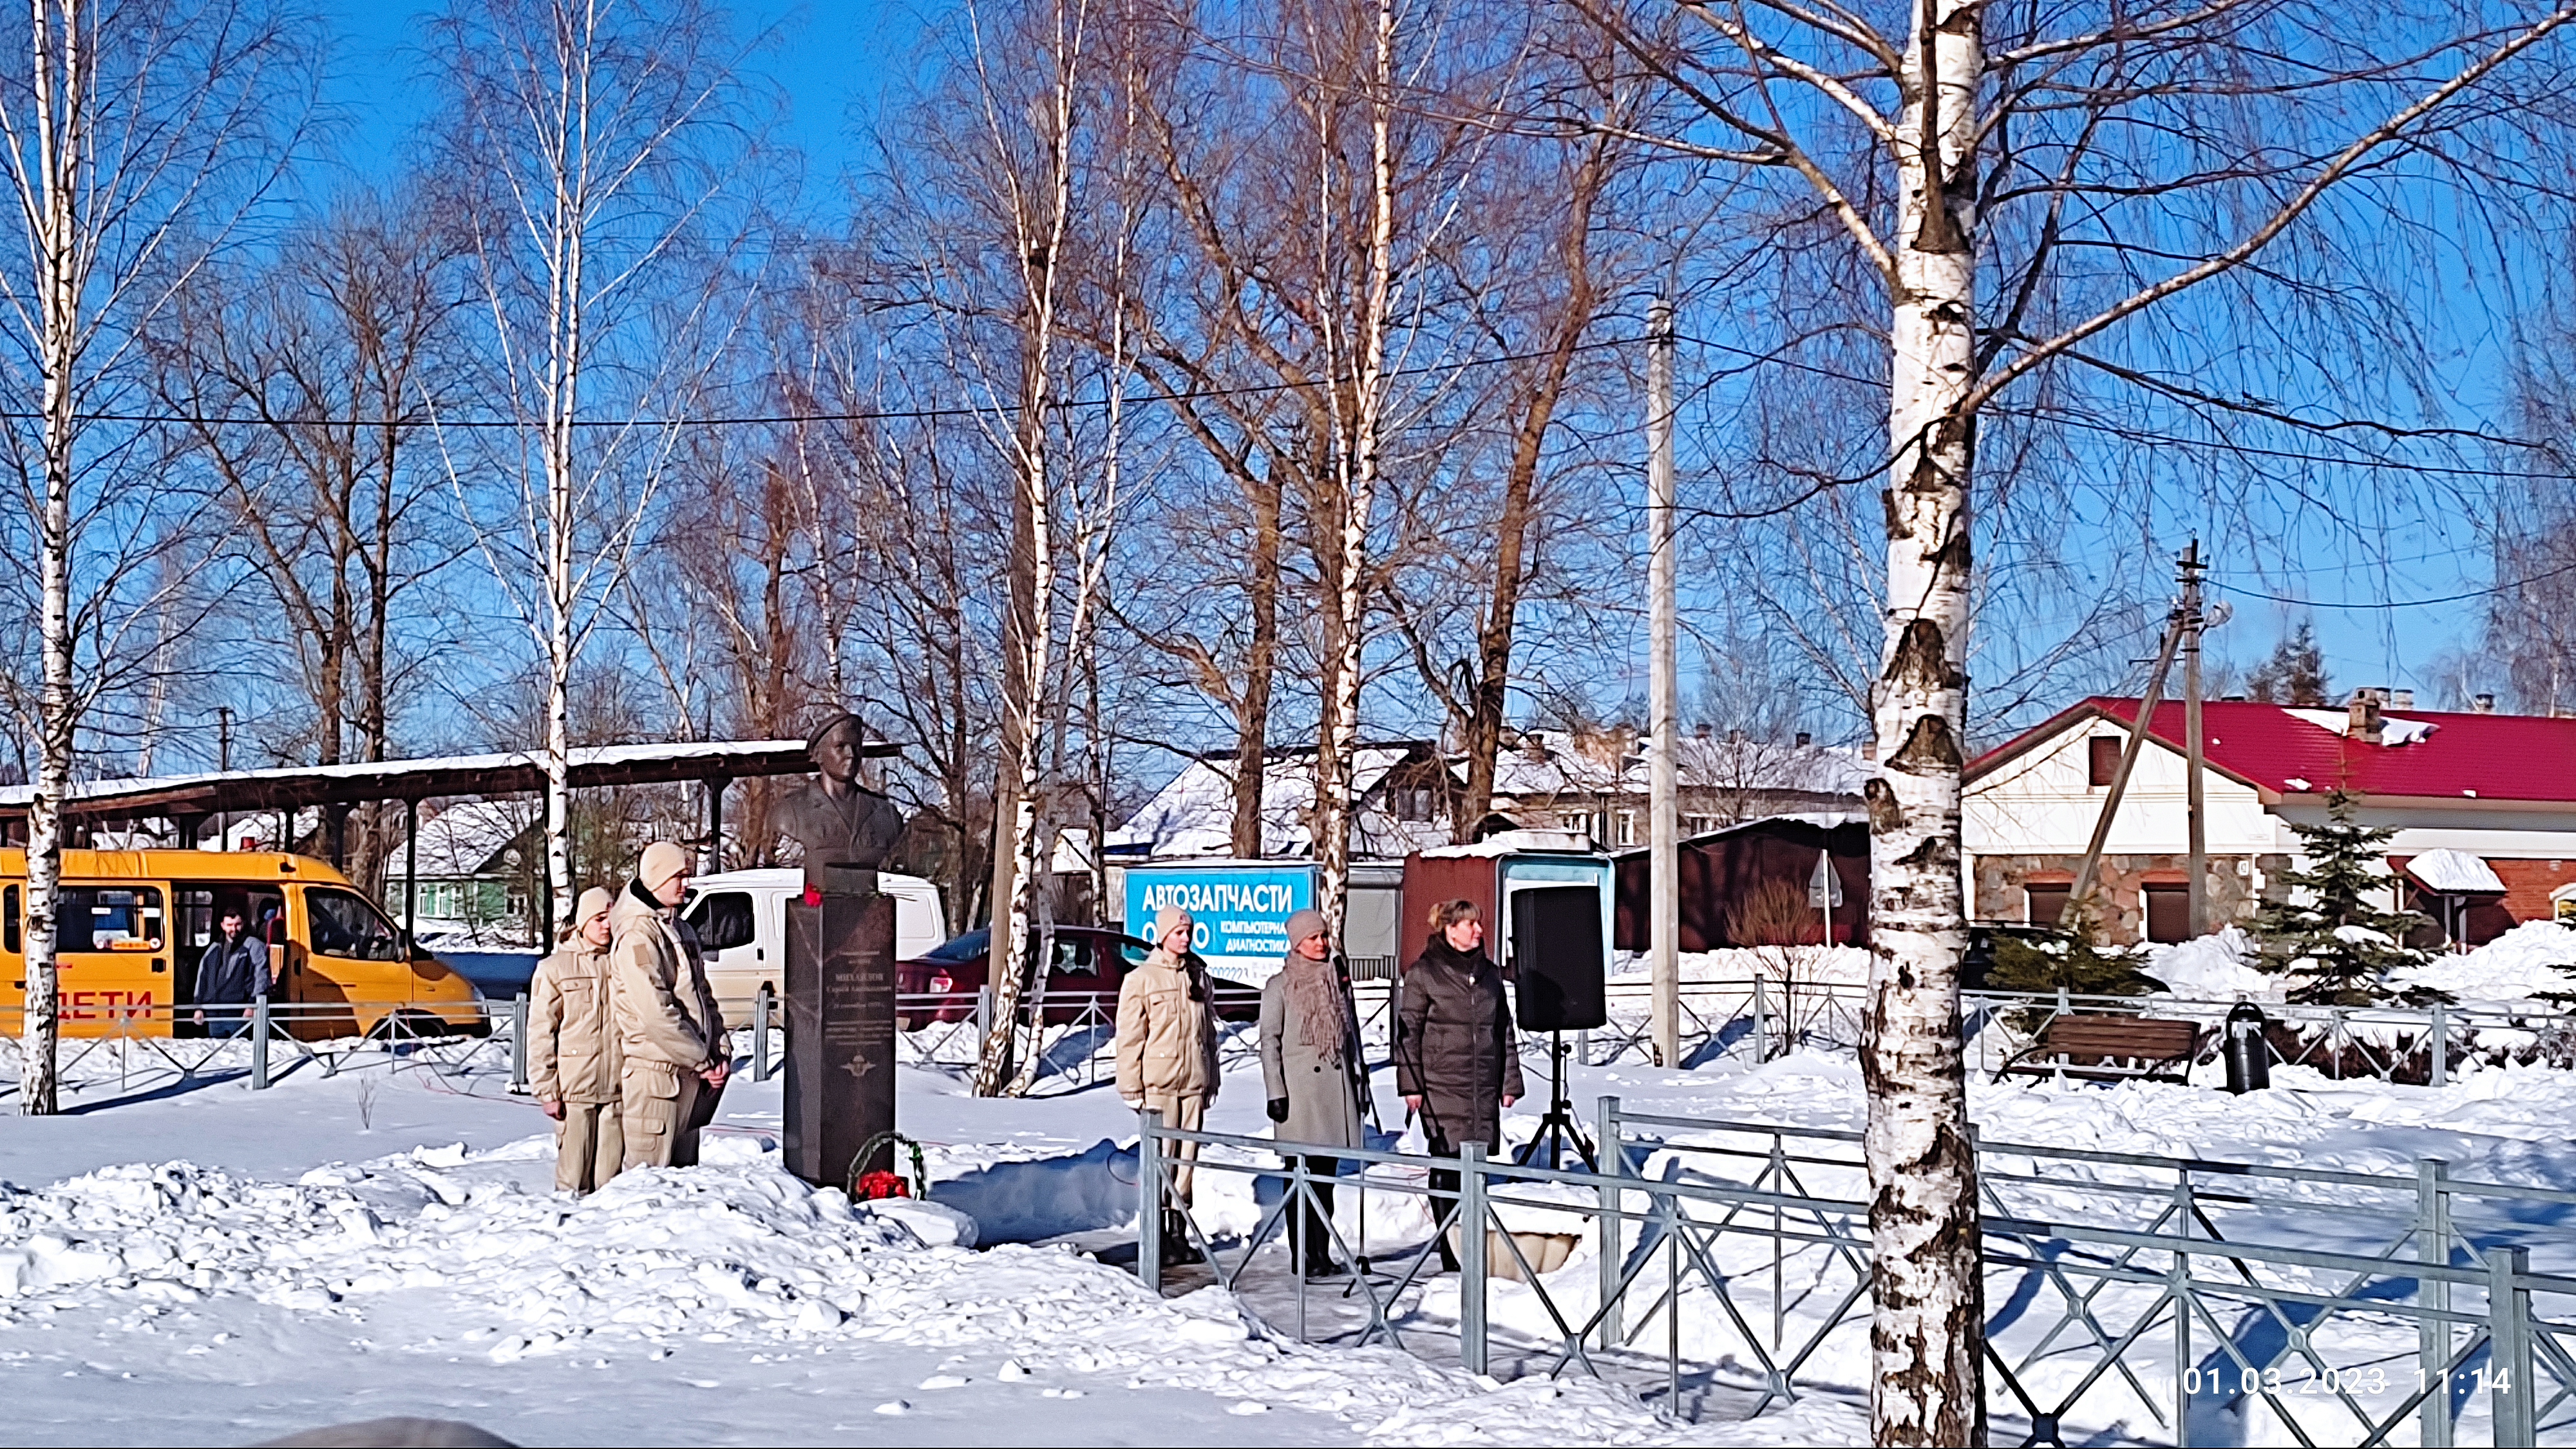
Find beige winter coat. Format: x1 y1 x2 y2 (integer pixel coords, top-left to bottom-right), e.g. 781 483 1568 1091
528 940 620 1104
608 883 727 1073
1115 949 1220 1101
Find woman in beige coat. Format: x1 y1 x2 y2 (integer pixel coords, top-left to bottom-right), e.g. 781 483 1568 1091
1117 905 1219 1264
530 887 622 1194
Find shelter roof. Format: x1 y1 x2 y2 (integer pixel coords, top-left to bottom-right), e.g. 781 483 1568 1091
0 738 866 823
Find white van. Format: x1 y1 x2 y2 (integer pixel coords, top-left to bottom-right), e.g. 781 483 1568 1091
679 868 948 1015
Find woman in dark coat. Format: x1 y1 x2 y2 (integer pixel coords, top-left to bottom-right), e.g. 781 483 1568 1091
1394 899 1524 1269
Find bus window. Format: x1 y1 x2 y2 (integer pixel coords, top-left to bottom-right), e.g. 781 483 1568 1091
307 887 406 962
64 887 164 952
4 885 15 954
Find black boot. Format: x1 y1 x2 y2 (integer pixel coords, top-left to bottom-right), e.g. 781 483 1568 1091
1159 1208 1204 1267
1298 1206 1343 1278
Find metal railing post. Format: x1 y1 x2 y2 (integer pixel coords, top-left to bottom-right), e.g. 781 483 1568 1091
250 996 270 1090
1595 1095 1623 1351
2430 1006 2448 1089
1459 1142 1489 1376
2490 1245 2534 1448
2420 1157 2454 1449
509 996 530 1092
1137 1107 1164 1294
753 985 773 1083
1753 976 1770 1063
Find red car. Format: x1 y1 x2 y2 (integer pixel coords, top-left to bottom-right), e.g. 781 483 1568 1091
896 926 1261 1028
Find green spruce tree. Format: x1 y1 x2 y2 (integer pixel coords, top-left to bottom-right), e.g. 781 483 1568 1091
2245 620 2330 705
1985 898 2159 998
2250 790 2441 1005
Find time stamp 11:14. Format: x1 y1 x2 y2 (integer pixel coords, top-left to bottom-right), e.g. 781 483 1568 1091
2181 1365 2512 1396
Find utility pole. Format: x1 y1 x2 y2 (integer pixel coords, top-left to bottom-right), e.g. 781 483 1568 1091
216 706 232 851
1647 296 1679 1069
2180 540 2208 936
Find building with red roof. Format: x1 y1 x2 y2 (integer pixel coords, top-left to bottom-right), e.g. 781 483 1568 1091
1962 694 2576 946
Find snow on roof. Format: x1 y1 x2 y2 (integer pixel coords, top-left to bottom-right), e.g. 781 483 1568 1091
412 799 538 878
1490 730 1868 802
2405 848 2508 895
1416 828 1597 858
1110 744 1437 858
0 739 820 815
1973 697 2576 805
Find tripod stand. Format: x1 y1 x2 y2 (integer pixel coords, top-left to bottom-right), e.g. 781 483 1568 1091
1513 1030 1596 1171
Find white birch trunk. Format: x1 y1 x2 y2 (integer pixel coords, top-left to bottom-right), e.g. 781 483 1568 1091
17 0 80 1117
1864 0 1985 1439
971 1 1081 1097
541 98 585 938
1314 0 1397 938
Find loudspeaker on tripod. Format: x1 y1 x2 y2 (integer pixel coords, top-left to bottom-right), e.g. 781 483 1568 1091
1509 886 1607 1032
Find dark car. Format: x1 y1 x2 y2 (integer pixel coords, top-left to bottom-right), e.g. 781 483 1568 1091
895 926 1261 1028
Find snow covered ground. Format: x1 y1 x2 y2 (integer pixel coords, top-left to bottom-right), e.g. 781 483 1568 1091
0 1044 1870 1446
11 962 2576 1446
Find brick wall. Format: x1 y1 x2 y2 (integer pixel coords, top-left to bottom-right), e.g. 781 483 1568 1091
1973 853 2259 945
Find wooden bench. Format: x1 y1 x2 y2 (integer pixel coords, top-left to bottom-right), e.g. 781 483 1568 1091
1995 1014 2204 1084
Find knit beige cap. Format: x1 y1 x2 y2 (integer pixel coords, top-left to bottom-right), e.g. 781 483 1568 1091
638 840 692 891
1153 905 1194 944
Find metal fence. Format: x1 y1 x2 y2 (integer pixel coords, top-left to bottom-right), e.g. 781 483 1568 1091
1138 1099 2576 1444
1573 978 2568 1086
0 996 508 1101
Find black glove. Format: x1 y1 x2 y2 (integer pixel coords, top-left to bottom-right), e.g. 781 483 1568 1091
1266 1097 1289 1123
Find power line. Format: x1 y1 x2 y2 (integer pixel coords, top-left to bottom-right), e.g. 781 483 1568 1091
10 335 1642 431
2210 556 2576 611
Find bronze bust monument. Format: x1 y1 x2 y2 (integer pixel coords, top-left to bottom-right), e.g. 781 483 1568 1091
778 711 905 897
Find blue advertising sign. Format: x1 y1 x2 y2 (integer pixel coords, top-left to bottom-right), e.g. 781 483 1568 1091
1124 862 1313 983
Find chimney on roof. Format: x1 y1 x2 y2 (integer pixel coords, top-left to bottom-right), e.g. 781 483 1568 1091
2391 689 2415 709
2347 690 2384 746
1795 732 1812 748
1860 740 1877 762
2474 693 2497 714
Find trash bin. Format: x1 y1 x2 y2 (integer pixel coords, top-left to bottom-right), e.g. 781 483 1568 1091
2224 999 2269 1094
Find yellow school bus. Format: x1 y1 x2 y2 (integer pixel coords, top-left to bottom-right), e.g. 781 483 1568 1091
0 849 484 1039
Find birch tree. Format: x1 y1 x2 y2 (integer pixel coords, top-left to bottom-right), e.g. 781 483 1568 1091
1573 0 2576 1437
0 0 310 1113
427 0 758 933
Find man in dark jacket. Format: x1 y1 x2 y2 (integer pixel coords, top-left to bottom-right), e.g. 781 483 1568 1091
194 909 272 1036
1395 899 1522 1271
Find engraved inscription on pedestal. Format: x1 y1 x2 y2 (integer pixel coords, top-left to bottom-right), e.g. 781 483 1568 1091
784 892 896 1188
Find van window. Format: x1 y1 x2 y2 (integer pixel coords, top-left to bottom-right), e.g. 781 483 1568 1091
308 887 406 961
64 887 164 952
687 891 755 952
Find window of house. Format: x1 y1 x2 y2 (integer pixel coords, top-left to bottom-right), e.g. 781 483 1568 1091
2088 736 2121 788
1557 813 1589 835
1685 815 1723 837
2025 884 2070 926
2144 884 2190 944
1388 786 1435 822
1615 811 1637 846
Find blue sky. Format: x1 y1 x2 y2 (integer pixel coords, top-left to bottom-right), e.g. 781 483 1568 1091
307 0 2506 719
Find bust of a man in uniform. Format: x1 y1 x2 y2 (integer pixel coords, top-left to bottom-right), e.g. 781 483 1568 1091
777 711 906 897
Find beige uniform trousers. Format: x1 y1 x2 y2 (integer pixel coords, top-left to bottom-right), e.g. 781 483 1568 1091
554 1101 624 1194
620 1063 707 1170
1141 1090 1208 1206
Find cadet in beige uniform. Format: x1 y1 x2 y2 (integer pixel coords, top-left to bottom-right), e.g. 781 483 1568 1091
609 842 730 1170
529 886 623 1194
1117 905 1222 1263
